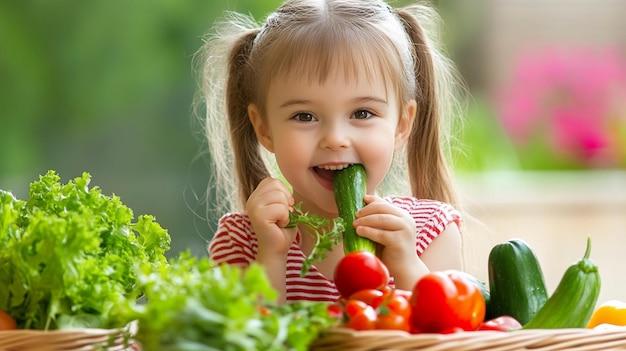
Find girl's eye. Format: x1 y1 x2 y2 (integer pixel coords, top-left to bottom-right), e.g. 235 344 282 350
292 112 317 122
352 110 374 120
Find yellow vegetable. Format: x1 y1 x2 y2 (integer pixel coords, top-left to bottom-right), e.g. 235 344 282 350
586 300 626 329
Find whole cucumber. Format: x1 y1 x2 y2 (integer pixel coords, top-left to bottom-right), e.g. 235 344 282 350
487 239 548 324
333 164 376 255
523 237 601 329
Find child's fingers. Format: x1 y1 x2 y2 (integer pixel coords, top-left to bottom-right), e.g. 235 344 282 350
354 213 404 232
256 178 294 204
355 223 409 248
357 195 404 218
248 178 293 210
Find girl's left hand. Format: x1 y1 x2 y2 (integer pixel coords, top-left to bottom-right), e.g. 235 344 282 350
353 195 423 286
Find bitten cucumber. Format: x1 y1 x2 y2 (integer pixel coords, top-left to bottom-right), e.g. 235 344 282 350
523 237 601 329
487 239 548 324
333 164 376 255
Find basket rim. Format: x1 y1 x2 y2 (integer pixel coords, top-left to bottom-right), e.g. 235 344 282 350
0 324 139 351
310 326 626 351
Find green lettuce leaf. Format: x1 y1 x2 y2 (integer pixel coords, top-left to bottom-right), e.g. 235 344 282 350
0 170 171 330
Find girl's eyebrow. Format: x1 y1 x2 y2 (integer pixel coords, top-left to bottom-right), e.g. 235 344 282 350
279 96 387 108
354 96 388 105
280 99 311 108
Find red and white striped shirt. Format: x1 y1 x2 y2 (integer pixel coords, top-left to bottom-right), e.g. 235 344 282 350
208 196 461 302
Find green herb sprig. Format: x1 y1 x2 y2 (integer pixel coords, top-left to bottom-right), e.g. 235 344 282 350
286 202 344 277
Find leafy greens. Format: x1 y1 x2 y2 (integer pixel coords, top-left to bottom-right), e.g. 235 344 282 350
113 253 338 351
0 170 171 330
0 171 339 351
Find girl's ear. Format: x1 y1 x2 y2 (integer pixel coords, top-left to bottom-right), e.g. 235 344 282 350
248 103 275 152
395 99 417 150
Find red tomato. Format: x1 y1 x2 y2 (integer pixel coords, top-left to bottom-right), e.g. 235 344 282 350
342 300 377 331
478 316 522 331
0 310 17 330
410 270 486 333
327 303 344 320
380 290 411 320
349 289 385 308
391 289 412 301
376 311 410 332
334 251 390 298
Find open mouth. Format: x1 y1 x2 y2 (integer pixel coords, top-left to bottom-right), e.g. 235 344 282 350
313 164 352 182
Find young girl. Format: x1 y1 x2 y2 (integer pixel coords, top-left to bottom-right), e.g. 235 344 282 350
197 0 466 303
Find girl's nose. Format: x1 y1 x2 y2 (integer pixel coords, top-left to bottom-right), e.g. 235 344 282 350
319 123 350 150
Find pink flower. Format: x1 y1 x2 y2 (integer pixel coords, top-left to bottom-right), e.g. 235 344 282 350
497 48 626 168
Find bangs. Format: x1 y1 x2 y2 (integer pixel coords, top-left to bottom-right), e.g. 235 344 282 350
256 22 407 107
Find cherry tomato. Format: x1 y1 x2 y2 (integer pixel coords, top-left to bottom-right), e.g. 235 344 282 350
391 289 412 301
376 311 410 332
380 290 411 319
349 289 385 308
0 310 17 330
327 303 344 320
342 300 377 331
334 251 390 298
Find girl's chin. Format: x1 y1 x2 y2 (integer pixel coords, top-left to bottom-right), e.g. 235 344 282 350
293 193 338 216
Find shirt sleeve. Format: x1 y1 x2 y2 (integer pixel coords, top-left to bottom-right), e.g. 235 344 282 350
208 212 258 267
388 197 462 255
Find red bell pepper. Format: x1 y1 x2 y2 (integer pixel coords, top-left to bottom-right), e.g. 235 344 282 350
410 270 486 333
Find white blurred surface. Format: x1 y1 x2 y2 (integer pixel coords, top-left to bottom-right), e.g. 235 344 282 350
459 170 626 306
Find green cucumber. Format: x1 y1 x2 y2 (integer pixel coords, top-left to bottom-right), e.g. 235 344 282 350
333 164 376 255
487 238 548 324
523 237 601 329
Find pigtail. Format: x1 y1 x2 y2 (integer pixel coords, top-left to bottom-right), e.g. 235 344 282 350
194 13 267 215
395 5 463 208
225 28 270 209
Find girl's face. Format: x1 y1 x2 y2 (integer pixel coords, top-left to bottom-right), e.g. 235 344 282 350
249 65 416 216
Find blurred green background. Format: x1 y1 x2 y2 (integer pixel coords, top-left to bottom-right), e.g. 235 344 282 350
1 0 624 257
0 0 288 256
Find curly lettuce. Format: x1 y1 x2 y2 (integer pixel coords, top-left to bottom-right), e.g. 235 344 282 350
0 170 171 330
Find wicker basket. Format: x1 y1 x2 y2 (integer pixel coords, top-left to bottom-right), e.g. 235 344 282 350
0 327 141 351
310 327 626 351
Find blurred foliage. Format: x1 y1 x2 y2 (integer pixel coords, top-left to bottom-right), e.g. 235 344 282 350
452 95 521 172
0 0 282 256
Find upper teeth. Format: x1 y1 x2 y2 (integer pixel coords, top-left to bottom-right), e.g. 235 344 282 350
319 164 351 171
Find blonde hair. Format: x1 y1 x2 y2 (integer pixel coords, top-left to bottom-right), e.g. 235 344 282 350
194 0 465 217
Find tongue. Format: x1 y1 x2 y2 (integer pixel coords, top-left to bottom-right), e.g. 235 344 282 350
315 167 335 181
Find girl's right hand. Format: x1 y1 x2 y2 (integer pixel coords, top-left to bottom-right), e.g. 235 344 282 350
246 177 297 258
